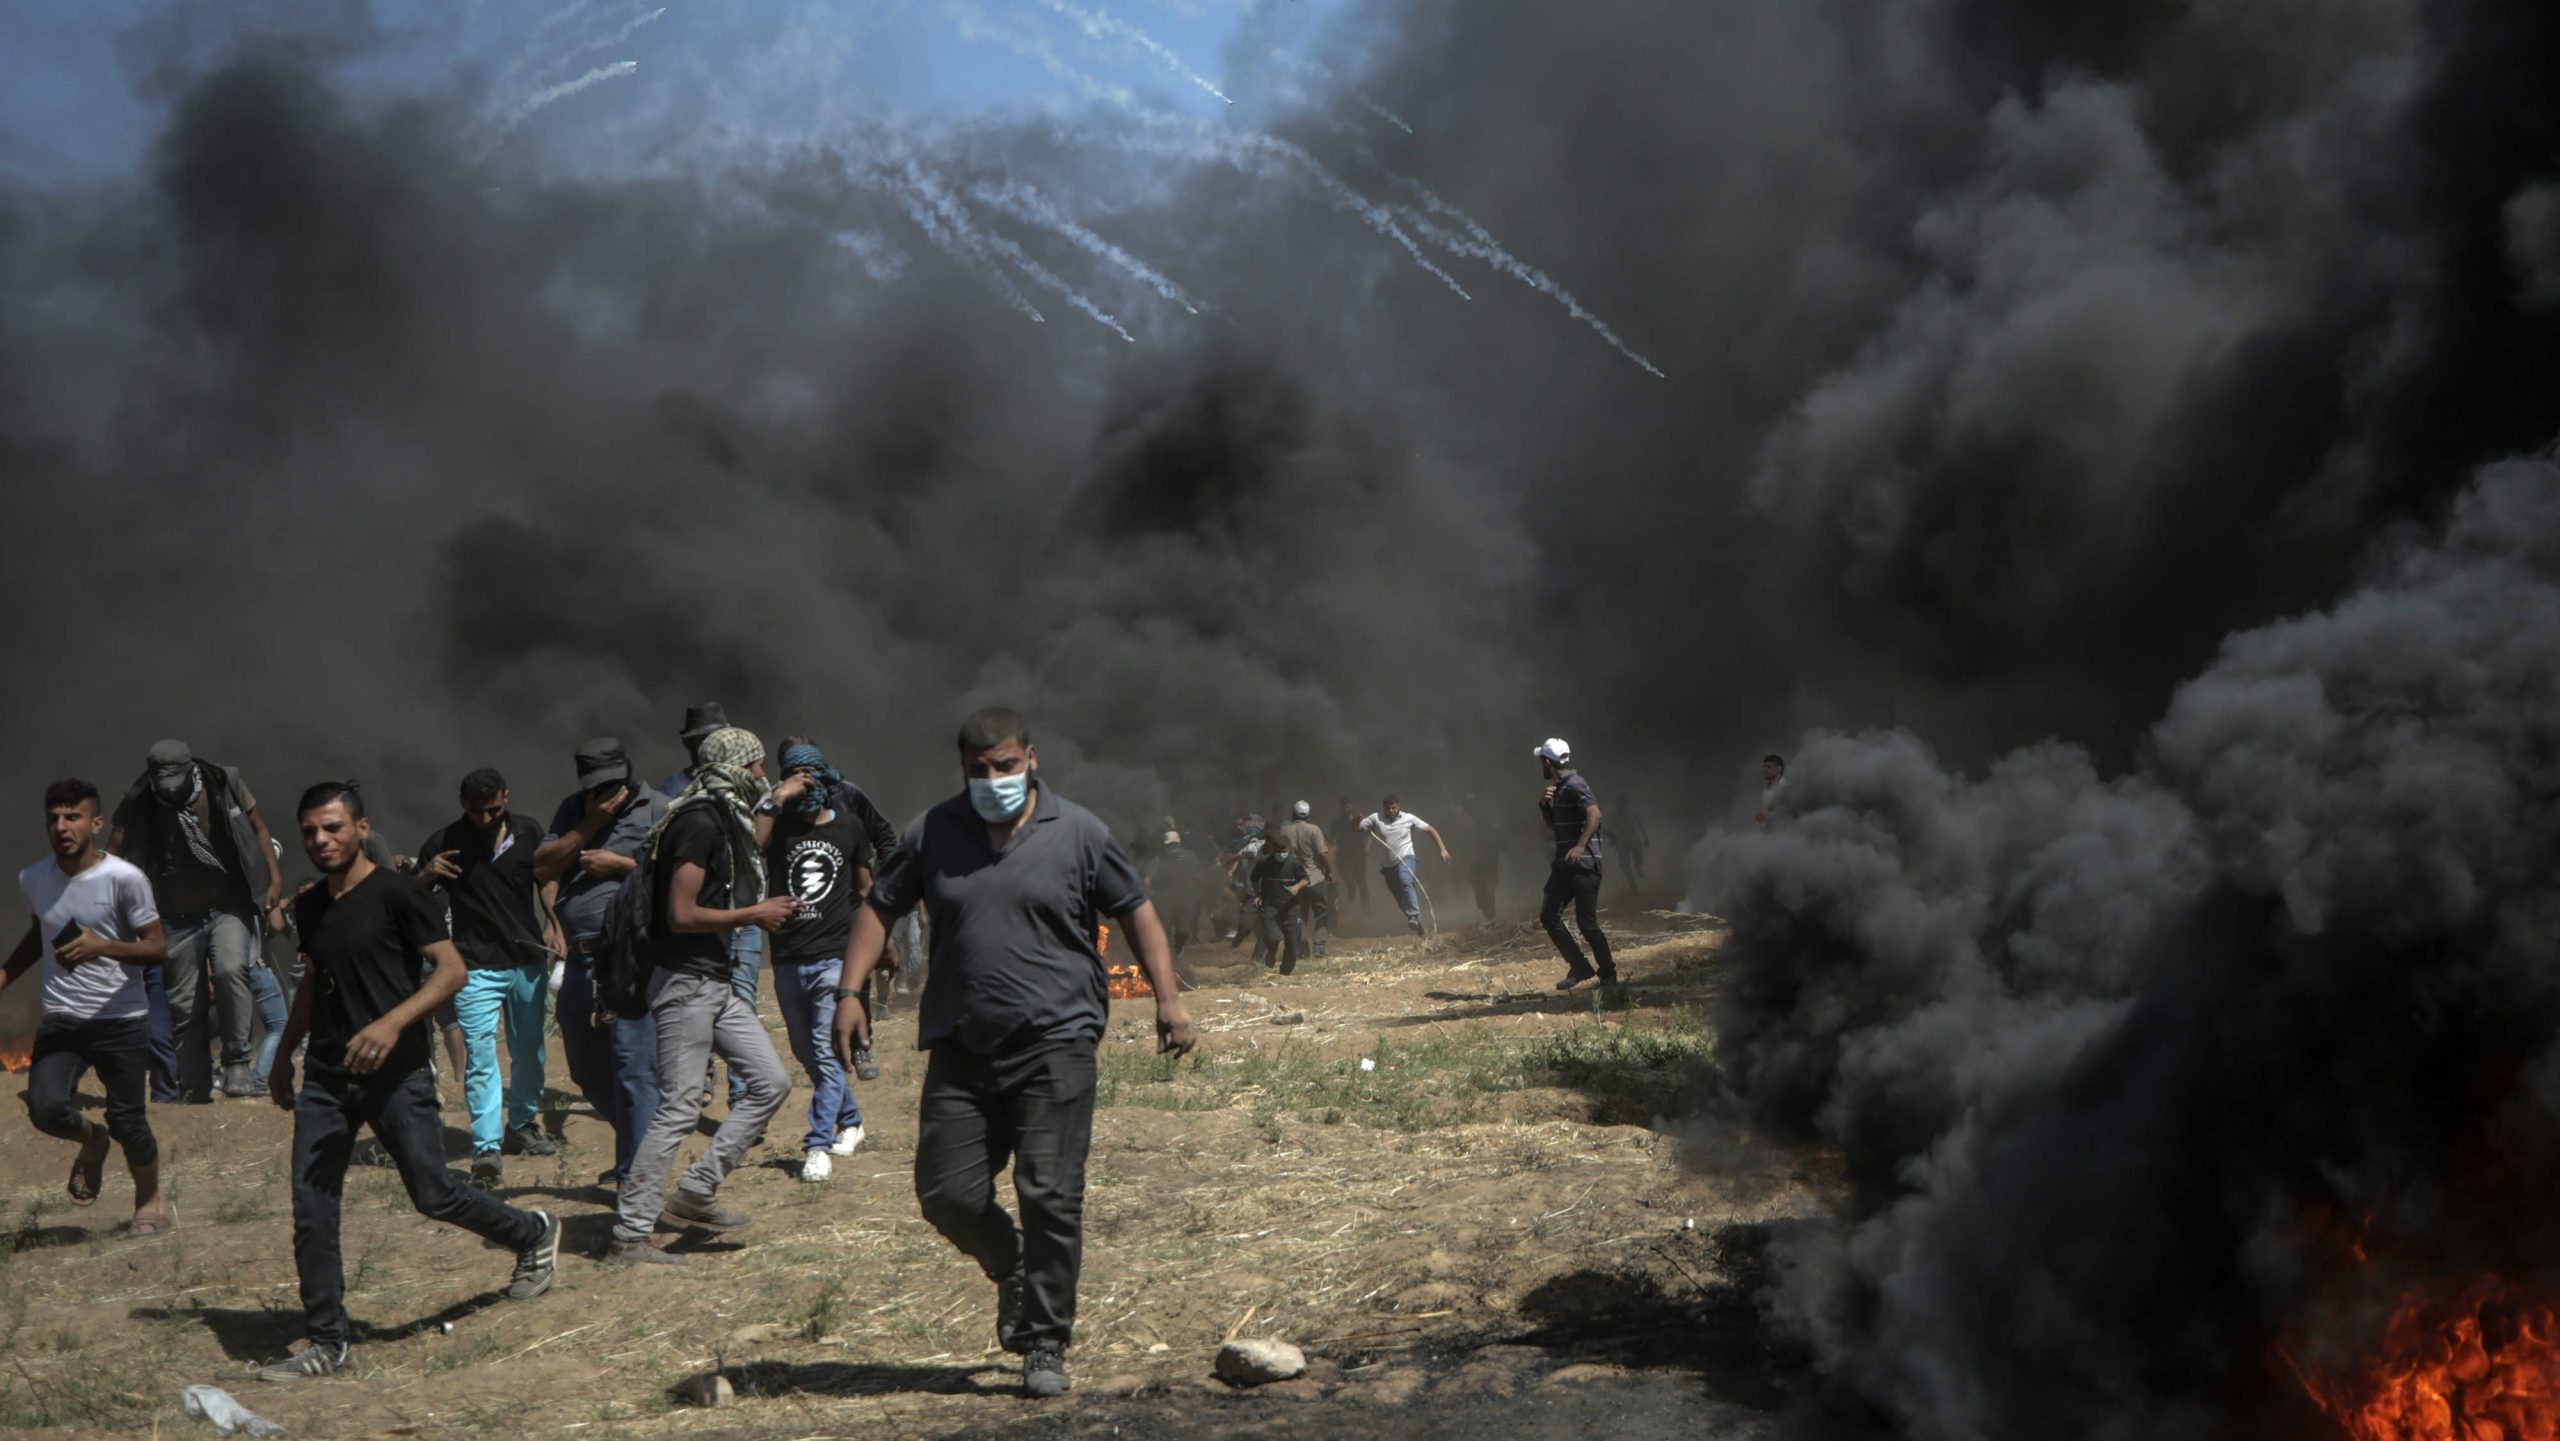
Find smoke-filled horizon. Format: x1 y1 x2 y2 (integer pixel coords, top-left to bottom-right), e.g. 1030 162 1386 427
4 0 2559 1430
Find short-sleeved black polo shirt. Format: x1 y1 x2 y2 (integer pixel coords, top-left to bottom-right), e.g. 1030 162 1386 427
865 782 1149 1057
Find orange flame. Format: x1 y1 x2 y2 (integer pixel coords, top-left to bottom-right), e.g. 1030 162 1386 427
1098 922 1151 999
0 1039 27 1074
2292 1278 2560 1441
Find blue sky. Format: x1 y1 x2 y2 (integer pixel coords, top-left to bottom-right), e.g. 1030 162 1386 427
0 0 1359 185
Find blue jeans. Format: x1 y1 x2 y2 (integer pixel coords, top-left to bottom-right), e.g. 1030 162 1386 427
453 964 549 1155
141 964 181 1102
558 948 659 1177
1382 856 1424 927
771 955 863 1152
248 960 288 1088
723 928 763 1106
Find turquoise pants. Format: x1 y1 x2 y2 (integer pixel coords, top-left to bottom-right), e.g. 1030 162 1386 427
455 963 550 1155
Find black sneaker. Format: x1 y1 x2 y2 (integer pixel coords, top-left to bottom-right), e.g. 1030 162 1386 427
1023 1341 1070 1398
605 1237 689 1267
502 1123 557 1157
996 1269 1026 1354
851 1047 881 1083
471 1153 503 1187
507 1210 560 1301
597 1168 624 1188
664 1189 753 1231
252 1341 351 1382
1556 965 1597 992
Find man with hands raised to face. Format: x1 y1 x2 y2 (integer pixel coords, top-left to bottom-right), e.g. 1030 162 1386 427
833 707 1195 1401
255 782 558 1383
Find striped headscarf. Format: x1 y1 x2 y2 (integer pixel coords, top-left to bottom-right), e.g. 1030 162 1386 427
649 725 770 901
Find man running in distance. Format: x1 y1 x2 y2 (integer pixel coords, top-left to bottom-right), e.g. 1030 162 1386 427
256 782 557 1381
1360 796 1451 937
1534 739 1617 991
4 780 171 1233
834 708 1193 1399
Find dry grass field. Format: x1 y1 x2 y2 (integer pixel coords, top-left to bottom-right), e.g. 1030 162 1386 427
0 907 1832 1441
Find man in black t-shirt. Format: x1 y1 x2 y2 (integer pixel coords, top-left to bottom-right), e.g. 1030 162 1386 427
833 708 1194 1399
610 728 797 1265
757 738 900 1183
1534 739 1617 991
253 782 558 1382
1247 826 1314 975
417 767 559 1184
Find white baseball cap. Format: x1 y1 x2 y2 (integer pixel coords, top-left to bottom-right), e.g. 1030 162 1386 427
1292 800 1312 818
1533 738 1572 764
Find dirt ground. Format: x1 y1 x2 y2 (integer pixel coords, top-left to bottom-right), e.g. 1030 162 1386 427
0 902 1835 1441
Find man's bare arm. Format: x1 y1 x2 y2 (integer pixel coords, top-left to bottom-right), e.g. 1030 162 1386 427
669 860 795 934
0 921 38 990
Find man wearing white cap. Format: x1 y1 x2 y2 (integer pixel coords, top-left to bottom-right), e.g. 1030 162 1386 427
1534 739 1617 991
1278 802 1334 959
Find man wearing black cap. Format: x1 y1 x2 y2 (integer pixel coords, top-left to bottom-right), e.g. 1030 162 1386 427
536 740 666 1185
109 739 286 1102
416 769 558 1185
659 703 764 1110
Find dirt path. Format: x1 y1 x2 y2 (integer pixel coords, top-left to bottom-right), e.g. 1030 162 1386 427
0 909 1831 1440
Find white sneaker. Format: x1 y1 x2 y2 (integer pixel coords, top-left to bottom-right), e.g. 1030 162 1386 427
801 1150 832 1183
828 1124 865 1157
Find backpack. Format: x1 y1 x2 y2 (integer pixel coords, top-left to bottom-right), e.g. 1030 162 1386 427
590 841 662 1023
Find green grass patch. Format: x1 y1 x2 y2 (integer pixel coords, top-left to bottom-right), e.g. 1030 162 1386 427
1097 1009 1717 1131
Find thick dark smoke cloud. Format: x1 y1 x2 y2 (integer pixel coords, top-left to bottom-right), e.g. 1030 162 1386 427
1698 453 2560 1438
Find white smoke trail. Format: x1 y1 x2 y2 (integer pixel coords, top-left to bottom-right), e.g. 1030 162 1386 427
944 0 1139 111
495 0 605 97
1385 179 1665 378
483 60 640 152
970 179 1203 315
548 5 667 74
1268 51 1414 135
1034 0 1233 106
896 166 1134 340
1354 95 1415 136
871 161 1047 324
1075 121 1471 299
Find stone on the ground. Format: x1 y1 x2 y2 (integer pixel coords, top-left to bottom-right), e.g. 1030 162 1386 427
679 1372 735 1408
1215 1338 1308 1387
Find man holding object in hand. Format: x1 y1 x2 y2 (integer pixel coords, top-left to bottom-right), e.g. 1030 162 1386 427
834 707 1193 1401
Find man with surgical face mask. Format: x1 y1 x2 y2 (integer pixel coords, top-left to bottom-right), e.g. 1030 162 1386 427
109 739 286 1102
832 707 1193 1399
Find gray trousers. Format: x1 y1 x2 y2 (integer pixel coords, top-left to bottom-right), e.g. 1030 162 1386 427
614 967 789 1243
165 910 259 1091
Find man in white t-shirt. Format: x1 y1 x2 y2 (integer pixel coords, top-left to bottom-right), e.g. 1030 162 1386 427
2 779 172 1232
1360 795 1452 936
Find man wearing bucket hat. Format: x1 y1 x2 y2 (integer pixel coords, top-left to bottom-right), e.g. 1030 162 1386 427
1534 738 1617 992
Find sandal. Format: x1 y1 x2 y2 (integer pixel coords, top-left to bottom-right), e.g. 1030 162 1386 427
127 1208 175 1238
66 1133 107 1207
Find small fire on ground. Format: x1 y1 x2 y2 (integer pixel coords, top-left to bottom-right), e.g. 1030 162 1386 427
1098 923 1150 999
2291 1277 2560 1441
1 1036 29 1073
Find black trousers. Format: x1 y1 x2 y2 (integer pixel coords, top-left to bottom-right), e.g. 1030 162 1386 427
26 1014 158 1170
1255 900 1310 974
292 1062 543 1346
1468 865 1500 922
914 1042 1098 1350
1540 861 1615 979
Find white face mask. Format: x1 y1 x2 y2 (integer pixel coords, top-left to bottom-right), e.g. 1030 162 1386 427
968 772 1031 822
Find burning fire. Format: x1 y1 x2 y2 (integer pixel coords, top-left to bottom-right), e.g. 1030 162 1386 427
1 1037 27 1073
2292 1278 2560 1441
1098 923 1152 999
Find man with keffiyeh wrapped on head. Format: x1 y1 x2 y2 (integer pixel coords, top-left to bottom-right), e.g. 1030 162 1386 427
756 736 900 1183
607 727 800 1267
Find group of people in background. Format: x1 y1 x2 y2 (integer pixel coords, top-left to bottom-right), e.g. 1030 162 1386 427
2 712 1767 1398
2 705 1192 1400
